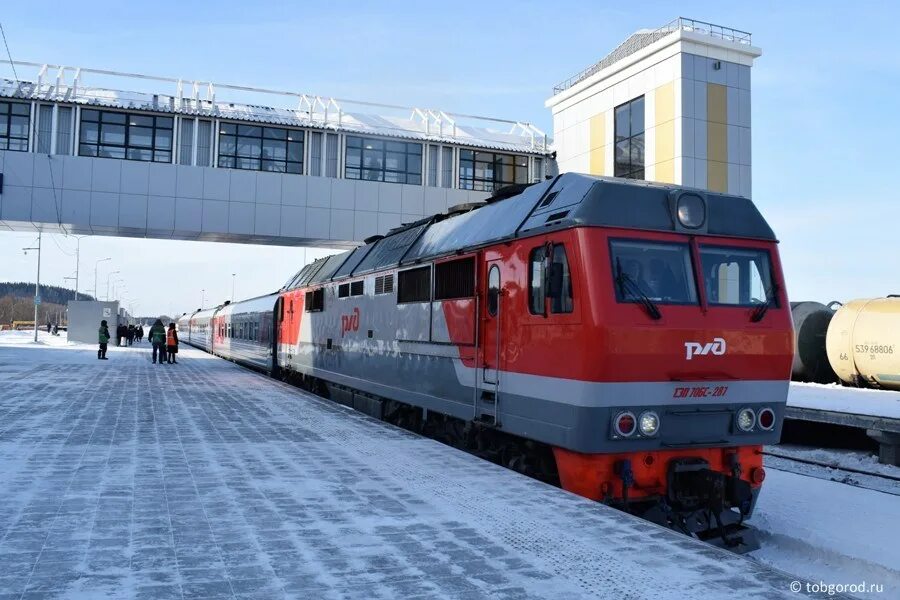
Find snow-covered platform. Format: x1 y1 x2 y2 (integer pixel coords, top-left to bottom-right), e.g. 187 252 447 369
788 382 900 465
0 336 816 600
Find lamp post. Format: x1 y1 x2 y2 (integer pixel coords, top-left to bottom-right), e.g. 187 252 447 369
73 236 84 301
231 273 236 302
22 234 42 343
106 271 120 301
94 258 111 302
201 289 206 310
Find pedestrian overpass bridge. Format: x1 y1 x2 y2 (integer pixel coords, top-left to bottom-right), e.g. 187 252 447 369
0 62 552 248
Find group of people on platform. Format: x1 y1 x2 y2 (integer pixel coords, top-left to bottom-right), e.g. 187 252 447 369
114 323 144 346
97 319 178 364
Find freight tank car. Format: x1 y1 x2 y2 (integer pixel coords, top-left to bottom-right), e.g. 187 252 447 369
826 297 900 390
790 301 839 384
181 174 793 552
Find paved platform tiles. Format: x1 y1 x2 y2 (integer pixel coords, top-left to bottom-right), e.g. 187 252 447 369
0 342 815 599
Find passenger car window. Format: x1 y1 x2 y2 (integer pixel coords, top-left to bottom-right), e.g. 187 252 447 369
700 246 776 306
609 240 698 304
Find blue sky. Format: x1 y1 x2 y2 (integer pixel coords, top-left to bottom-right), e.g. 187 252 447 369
1 0 898 315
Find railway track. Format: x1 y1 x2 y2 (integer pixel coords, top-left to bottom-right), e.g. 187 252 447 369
763 449 900 496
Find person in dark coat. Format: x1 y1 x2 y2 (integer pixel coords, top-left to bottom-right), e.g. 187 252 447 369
126 325 135 346
98 320 110 360
166 323 179 364
136 325 144 343
46 321 52 334
149 319 167 364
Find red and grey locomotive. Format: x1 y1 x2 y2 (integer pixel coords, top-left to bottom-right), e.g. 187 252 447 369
178 173 792 551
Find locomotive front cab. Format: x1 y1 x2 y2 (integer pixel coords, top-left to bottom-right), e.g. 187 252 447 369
546 182 792 551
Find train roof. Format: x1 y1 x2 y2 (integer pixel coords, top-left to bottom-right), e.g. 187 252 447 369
283 173 776 288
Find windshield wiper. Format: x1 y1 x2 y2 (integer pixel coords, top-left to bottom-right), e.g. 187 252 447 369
616 259 662 320
750 282 779 322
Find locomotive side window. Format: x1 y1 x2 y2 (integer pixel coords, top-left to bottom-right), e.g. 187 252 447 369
487 266 500 316
350 281 365 296
398 266 431 303
338 283 350 298
609 240 698 304
434 258 475 300
699 246 777 307
529 245 573 314
305 289 324 312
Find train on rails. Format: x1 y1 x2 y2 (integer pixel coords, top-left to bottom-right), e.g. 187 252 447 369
178 173 792 552
792 297 900 390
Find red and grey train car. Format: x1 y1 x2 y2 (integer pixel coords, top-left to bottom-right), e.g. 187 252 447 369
179 173 792 551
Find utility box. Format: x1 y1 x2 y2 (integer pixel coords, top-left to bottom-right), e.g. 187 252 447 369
66 300 120 344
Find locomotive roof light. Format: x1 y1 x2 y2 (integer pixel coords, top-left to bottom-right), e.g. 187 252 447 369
668 190 708 233
638 411 660 437
736 407 756 432
758 407 776 431
676 193 705 229
613 411 637 438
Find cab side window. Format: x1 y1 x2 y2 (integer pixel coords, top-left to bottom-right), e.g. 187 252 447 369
528 244 573 315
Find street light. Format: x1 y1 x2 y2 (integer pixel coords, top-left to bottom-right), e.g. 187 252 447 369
106 271 120 301
231 273 236 302
201 288 206 310
94 258 111 302
22 233 42 343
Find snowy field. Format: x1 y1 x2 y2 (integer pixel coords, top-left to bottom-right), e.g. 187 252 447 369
0 332 896 599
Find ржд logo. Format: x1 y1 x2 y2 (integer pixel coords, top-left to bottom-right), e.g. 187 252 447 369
684 337 726 360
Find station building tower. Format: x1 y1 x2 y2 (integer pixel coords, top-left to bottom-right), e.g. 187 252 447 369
546 18 761 198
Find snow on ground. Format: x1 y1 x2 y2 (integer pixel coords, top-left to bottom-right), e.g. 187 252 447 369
0 342 822 600
750 467 900 598
789 381 900 419
769 444 900 481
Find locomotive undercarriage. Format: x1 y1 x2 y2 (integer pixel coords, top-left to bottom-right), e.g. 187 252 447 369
282 369 759 553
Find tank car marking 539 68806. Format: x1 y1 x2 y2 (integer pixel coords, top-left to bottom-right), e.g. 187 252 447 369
181 173 793 553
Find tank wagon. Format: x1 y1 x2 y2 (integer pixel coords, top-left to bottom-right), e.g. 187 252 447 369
826 297 900 390
178 173 793 551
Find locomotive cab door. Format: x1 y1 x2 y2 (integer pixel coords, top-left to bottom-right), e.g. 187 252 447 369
477 260 503 425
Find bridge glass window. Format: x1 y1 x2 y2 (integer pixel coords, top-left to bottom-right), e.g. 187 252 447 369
699 246 777 307
609 239 697 305
0 101 31 152
78 109 174 162
459 150 528 192
217 123 304 174
56 106 73 155
345 136 422 185
614 96 645 179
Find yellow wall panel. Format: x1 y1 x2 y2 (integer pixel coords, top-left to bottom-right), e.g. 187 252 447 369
590 146 606 176
708 160 728 192
656 159 675 184
655 82 675 124
589 113 606 175
656 121 675 165
707 83 727 124
589 113 605 150
707 122 728 163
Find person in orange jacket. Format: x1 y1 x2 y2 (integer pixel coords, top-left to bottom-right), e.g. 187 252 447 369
166 322 179 364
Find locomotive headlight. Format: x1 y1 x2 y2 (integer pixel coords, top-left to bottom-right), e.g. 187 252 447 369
613 412 637 438
758 407 776 431
736 407 756 432
638 411 660 436
676 193 705 229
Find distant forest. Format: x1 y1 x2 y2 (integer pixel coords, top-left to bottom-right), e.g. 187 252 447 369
0 282 94 303
0 282 93 326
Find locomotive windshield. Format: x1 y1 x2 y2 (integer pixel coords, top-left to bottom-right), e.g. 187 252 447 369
610 240 698 305
699 246 777 307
